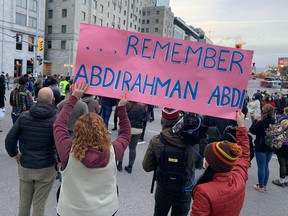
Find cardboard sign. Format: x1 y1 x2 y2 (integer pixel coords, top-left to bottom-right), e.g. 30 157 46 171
74 23 254 119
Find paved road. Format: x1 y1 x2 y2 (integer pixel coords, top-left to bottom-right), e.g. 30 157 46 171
1 79 288 216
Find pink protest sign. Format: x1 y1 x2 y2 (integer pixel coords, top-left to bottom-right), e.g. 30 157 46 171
74 23 254 119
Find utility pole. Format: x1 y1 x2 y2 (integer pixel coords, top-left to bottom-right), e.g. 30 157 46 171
33 0 39 77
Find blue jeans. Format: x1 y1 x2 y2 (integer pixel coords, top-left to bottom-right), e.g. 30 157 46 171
255 151 273 188
101 105 113 128
154 184 191 216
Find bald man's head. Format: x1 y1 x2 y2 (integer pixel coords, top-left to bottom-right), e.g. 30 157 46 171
37 87 54 104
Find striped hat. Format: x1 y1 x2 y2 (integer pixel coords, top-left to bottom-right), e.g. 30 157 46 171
204 140 242 172
162 108 179 120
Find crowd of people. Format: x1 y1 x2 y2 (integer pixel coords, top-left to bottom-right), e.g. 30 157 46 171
1 72 288 216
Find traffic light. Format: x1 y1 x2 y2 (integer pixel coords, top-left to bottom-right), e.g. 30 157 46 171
37 38 44 53
235 44 242 49
16 34 22 43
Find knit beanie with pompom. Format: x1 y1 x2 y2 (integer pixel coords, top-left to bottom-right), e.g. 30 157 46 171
204 140 242 173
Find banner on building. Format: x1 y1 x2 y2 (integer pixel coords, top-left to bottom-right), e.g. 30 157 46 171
74 23 254 119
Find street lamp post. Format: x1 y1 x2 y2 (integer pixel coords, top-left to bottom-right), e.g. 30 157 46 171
33 0 39 77
64 64 73 76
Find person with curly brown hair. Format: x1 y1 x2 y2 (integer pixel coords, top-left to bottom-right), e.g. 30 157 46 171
53 82 131 216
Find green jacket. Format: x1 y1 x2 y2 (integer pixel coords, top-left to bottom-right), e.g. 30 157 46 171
142 128 199 186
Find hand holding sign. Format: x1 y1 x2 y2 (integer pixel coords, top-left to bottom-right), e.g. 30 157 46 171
72 82 88 100
118 94 127 107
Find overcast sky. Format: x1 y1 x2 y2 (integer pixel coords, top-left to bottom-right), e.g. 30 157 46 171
170 0 288 71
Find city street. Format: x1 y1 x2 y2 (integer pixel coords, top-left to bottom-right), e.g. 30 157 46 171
1 79 288 216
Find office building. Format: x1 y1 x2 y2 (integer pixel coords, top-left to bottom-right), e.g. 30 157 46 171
45 0 156 75
156 0 170 7
0 0 46 78
141 6 174 37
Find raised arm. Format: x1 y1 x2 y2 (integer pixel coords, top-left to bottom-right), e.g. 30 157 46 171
112 94 131 160
53 82 88 169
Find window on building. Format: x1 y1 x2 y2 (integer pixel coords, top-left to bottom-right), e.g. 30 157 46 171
81 11 86 21
123 20 126 25
93 0 97 9
138 27 140 32
143 11 146 16
48 10 53 18
139 10 141 15
124 10 126 16
61 25 66 33
142 20 145 24
112 23 115 28
28 17 36 28
146 20 150 24
62 9 67 17
16 0 27 8
108 1 110 7
113 14 115 21
16 13 26 26
131 4 133 9
28 36 34 52
113 3 116 10
130 22 132 28
48 25 52 34
118 17 121 23
47 40 52 49
99 19 103 26
100 4 104 13
156 19 159 24
61 40 66 49
93 15 96 24
156 10 159 15
125 0 127 6
118 6 121 13
16 34 22 50
29 0 37 11
146 28 149 33
82 0 86 5
147 11 150 16
134 25 136 30
155 27 158 32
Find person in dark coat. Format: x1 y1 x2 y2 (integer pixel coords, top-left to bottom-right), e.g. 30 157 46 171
0 72 5 108
249 104 275 192
272 107 288 187
117 101 144 173
0 73 5 132
5 87 57 216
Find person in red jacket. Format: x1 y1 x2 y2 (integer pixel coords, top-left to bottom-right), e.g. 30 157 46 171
190 111 250 216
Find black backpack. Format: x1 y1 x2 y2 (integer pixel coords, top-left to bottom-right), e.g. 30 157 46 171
156 133 188 194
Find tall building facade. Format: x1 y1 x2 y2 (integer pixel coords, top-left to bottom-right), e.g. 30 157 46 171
0 0 46 78
173 17 199 41
45 0 156 75
156 0 170 7
141 6 174 37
